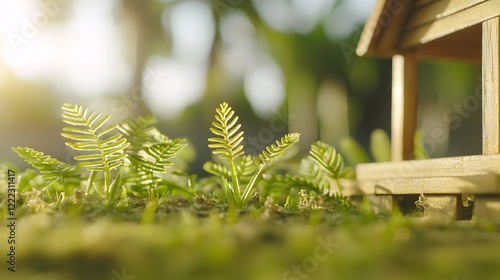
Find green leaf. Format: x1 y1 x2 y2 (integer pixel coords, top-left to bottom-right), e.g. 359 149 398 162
255 133 300 165
414 129 429 160
339 137 370 166
108 171 123 203
118 115 158 154
11 147 78 184
370 129 391 162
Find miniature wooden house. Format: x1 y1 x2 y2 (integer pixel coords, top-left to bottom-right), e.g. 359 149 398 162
355 0 500 221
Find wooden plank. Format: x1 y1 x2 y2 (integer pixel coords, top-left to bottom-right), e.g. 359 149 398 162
357 154 500 180
377 1 414 53
356 0 389 56
358 174 500 194
473 196 500 223
415 23 482 63
416 42 481 63
413 0 436 9
357 0 411 56
400 0 500 49
392 53 417 161
483 17 500 154
406 0 487 30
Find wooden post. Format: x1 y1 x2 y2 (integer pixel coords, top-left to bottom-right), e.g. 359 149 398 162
392 53 418 161
482 17 500 155
474 196 500 224
476 17 500 223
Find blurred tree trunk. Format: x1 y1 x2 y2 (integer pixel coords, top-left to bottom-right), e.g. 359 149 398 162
122 0 152 118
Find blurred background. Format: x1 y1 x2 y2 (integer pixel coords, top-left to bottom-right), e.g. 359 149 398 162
0 0 482 175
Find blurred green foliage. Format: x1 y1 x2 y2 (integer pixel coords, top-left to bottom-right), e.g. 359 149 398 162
0 0 482 174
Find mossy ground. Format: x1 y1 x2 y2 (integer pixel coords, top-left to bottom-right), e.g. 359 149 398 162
2 191 500 280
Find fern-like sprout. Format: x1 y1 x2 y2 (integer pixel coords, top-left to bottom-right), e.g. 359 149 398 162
242 133 300 202
207 102 300 207
208 102 245 205
12 147 78 186
203 155 256 182
118 115 158 155
61 103 130 197
129 139 187 197
309 141 349 194
119 116 187 197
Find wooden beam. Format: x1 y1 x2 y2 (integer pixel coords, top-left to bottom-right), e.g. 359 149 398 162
483 17 500 154
356 0 388 56
357 0 412 57
392 53 417 161
358 174 500 195
406 0 487 30
413 0 439 9
357 154 500 180
400 0 500 49
414 23 482 63
377 1 414 53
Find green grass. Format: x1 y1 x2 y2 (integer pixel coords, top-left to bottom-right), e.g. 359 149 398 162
2 186 500 280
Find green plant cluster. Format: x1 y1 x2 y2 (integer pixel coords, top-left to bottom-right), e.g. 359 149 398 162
10 102 353 212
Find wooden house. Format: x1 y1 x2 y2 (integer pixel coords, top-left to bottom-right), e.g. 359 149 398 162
355 0 500 221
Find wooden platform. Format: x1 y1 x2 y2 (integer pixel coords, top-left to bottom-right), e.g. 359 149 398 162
356 154 500 222
357 154 500 194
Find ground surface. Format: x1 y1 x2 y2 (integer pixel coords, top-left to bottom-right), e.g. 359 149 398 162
2 195 500 280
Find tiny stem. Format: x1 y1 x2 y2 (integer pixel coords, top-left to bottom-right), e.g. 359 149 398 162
335 178 342 196
149 170 156 198
241 163 266 205
104 167 111 197
221 177 232 204
229 159 242 206
86 171 97 195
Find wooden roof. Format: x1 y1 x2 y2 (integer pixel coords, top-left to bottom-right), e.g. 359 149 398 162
356 0 500 62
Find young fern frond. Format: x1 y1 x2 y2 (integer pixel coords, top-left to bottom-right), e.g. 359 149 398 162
309 141 350 194
118 115 158 155
119 115 189 198
204 155 256 180
208 102 245 204
203 161 231 179
207 102 300 207
208 102 245 161
61 103 130 196
235 155 257 178
264 173 321 194
131 139 186 172
241 133 300 202
298 158 334 195
309 141 349 178
11 147 78 185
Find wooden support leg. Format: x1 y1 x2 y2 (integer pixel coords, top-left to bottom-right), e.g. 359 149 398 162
423 195 460 221
392 53 418 161
367 195 394 214
473 196 500 224
482 17 500 154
